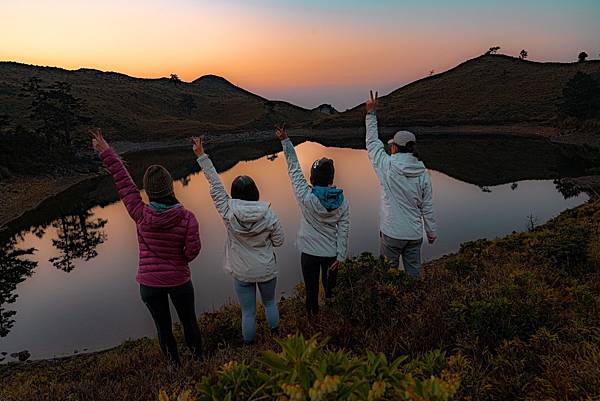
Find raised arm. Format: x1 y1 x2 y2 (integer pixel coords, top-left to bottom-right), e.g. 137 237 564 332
276 125 311 203
193 137 232 220
91 128 145 223
365 91 390 173
421 173 438 244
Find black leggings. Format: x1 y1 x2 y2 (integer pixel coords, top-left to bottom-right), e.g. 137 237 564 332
139 281 202 365
301 253 338 316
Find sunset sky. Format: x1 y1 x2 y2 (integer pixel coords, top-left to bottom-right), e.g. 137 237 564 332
2 0 599 109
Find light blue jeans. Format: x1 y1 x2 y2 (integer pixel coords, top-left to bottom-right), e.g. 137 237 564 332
233 277 279 343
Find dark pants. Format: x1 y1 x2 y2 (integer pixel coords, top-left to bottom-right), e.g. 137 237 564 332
139 281 202 365
301 252 338 316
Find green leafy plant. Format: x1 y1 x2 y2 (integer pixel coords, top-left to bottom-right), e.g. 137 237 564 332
194 335 460 401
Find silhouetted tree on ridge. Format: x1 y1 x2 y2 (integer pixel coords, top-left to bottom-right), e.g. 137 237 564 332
578 52 588 62
519 49 528 59
486 46 501 55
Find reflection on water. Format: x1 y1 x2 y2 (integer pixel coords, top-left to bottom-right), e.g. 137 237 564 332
0 238 37 337
49 212 108 272
0 139 590 360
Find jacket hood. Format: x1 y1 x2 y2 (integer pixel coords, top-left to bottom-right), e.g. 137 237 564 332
230 199 273 234
311 186 345 212
142 205 186 229
390 153 427 177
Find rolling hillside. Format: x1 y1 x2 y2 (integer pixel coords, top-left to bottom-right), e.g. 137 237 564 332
0 62 319 140
316 54 600 128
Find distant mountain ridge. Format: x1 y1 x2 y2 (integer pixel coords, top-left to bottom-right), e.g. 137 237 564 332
1 55 599 143
0 62 319 141
313 104 338 115
315 54 600 128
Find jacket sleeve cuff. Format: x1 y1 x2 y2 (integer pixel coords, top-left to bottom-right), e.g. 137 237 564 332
366 112 378 127
196 154 211 169
282 138 294 154
425 228 437 237
100 148 116 161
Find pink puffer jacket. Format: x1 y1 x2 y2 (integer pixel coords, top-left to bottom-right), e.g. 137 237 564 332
101 148 201 287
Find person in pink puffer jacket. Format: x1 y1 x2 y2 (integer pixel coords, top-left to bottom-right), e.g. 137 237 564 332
90 128 202 367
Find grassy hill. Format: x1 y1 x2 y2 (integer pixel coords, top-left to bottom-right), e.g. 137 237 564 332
316 54 600 128
2 55 599 141
0 62 319 141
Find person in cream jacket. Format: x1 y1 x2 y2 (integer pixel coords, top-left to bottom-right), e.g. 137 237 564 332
193 136 284 344
365 91 437 277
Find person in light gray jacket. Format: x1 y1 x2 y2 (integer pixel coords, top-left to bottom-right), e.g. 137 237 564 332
193 137 284 344
276 125 350 316
365 91 437 277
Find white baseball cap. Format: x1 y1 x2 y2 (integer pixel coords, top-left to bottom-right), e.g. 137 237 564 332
388 130 416 146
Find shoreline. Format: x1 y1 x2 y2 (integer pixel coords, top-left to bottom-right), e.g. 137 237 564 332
0 124 577 233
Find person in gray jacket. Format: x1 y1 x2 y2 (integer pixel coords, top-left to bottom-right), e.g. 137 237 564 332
365 91 437 277
193 136 284 344
276 125 350 316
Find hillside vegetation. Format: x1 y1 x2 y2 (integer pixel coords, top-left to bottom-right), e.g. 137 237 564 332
0 62 319 141
2 199 600 401
316 55 600 128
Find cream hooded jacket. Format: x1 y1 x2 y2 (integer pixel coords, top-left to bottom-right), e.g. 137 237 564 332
197 154 284 283
281 139 350 261
366 112 437 240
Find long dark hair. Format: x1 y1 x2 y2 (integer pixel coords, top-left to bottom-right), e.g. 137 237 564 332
231 175 260 201
148 194 180 206
396 141 420 160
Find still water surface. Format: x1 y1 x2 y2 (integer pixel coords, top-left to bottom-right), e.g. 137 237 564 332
0 140 588 360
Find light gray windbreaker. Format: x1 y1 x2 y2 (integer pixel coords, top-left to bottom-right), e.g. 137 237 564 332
366 112 437 240
281 139 350 261
197 154 284 283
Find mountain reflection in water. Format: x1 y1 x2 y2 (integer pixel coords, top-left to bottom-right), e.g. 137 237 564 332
0 137 592 359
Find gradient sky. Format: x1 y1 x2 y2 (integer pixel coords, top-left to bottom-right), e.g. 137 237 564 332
2 0 599 109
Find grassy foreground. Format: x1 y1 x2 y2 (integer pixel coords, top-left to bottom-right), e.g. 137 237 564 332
2 201 600 401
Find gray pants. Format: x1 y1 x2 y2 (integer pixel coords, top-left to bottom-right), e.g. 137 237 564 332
379 232 423 277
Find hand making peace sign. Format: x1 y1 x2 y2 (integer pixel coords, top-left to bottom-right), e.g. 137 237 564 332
192 136 205 157
275 123 288 141
89 128 110 153
366 90 378 113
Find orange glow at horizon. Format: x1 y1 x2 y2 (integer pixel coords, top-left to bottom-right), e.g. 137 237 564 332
2 0 599 108
1 1 439 84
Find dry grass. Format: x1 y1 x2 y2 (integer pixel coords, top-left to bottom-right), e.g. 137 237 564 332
0 62 320 141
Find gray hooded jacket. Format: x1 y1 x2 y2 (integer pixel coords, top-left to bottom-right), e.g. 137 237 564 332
366 113 437 240
281 139 350 261
197 154 284 282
